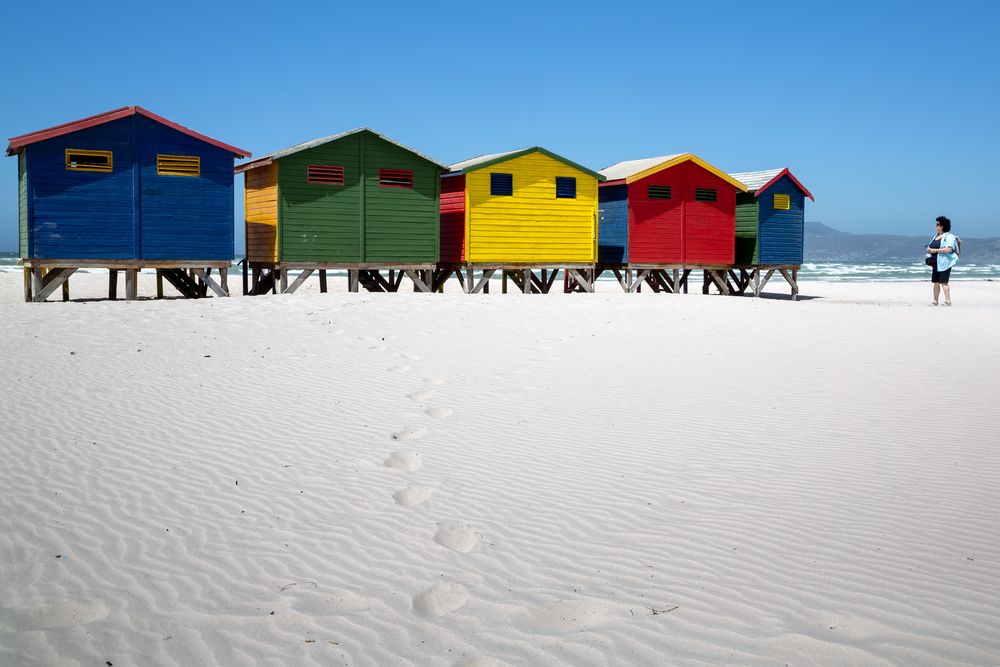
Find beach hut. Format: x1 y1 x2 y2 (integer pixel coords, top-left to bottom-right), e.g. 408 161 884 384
236 128 446 294
597 154 747 293
436 147 604 294
7 105 250 302
728 168 814 299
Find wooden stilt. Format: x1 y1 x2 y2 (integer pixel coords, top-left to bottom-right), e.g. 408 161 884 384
23 268 32 303
348 270 359 293
522 269 531 294
242 260 249 296
30 267 44 302
271 269 279 294
279 268 288 293
792 269 799 301
109 269 118 300
319 269 328 293
125 269 138 301
220 268 229 296
283 268 314 294
156 270 164 299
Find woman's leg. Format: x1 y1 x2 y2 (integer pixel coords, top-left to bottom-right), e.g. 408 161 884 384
943 283 951 304
933 282 941 304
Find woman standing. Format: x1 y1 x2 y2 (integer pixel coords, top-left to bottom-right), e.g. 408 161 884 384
927 216 959 305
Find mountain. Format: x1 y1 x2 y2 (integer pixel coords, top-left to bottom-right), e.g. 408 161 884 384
805 222 1000 262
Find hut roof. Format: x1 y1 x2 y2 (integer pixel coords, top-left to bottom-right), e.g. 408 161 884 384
235 128 447 173
6 106 250 157
448 147 605 181
729 168 814 200
600 153 746 190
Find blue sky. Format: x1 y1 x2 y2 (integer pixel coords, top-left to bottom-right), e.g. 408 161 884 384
1 0 998 251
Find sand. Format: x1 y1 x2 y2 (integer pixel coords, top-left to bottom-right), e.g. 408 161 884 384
1 272 998 666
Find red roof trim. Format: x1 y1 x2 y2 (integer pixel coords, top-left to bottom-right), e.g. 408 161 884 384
6 105 251 158
755 168 814 201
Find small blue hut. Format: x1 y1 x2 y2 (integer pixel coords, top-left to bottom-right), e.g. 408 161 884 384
7 106 250 301
729 168 813 267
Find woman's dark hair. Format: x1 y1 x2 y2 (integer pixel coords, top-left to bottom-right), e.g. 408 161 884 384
936 216 951 233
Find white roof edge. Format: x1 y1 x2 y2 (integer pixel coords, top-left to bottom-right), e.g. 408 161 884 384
728 168 786 191
447 148 532 172
236 127 448 170
598 153 688 180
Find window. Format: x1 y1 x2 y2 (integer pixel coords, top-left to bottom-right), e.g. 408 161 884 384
555 176 576 199
308 165 345 185
490 172 513 196
379 169 413 188
66 149 112 173
773 193 790 210
694 188 717 202
648 185 672 200
157 154 201 177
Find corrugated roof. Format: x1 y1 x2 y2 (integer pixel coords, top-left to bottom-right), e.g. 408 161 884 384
729 168 785 192
599 153 747 191
6 106 251 158
447 146 605 180
729 167 814 200
236 128 447 173
599 154 686 181
448 149 528 172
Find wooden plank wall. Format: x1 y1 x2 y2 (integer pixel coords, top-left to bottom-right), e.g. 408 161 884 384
466 151 598 264
245 163 279 263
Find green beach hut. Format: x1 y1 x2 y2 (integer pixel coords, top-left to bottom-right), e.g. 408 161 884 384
238 128 446 293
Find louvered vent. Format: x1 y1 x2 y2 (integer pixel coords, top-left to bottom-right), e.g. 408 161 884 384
490 172 513 196
66 149 112 173
694 188 717 202
773 193 790 210
379 169 413 188
157 154 200 177
648 185 672 199
555 176 576 199
308 165 345 185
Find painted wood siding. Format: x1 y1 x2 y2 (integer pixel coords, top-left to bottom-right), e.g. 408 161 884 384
734 192 759 266
680 161 735 265
758 175 804 265
26 117 136 260
628 167 684 264
466 152 598 264
138 116 234 261
18 152 28 258
244 163 278 263
363 134 439 263
440 174 466 262
278 132 363 262
597 183 628 263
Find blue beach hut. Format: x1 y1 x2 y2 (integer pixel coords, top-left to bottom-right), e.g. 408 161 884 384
729 168 813 267
7 106 250 301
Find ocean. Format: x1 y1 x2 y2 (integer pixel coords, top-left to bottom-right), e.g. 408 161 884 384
1 253 997 282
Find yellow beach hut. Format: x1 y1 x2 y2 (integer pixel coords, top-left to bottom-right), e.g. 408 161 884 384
437 147 604 293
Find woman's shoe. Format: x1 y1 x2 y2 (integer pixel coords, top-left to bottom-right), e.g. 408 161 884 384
944 302 952 306
931 302 939 306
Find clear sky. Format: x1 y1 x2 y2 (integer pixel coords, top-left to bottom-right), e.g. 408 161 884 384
1 0 998 252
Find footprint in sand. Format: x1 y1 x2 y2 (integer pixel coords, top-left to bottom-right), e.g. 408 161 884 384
407 389 435 402
424 377 447 386
2 598 110 631
434 524 482 553
384 451 423 472
413 582 470 617
393 485 434 506
425 406 453 419
391 426 426 441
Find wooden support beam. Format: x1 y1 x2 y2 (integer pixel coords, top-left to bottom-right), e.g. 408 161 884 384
283 268 314 294
191 268 230 297
628 269 648 293
33 267 78 302
522 269 531 294
404 269 432 293
348 270 359 293
566 268 594 293
779 268 799 301
672 268 680 295
318 269 328 293
156 270 164 299
279 268 288 294
752 269 760 297
242 261 249 296
272 269 279 294
220 268 229 296
109 269 118 300
125 269 138 301
759 269 775 292
470 269 495 294
23 268 32 302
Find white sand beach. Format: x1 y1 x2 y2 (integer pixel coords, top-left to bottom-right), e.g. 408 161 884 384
1 273 998 666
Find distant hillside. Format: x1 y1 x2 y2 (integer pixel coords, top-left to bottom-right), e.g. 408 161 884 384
805 222 1000 263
